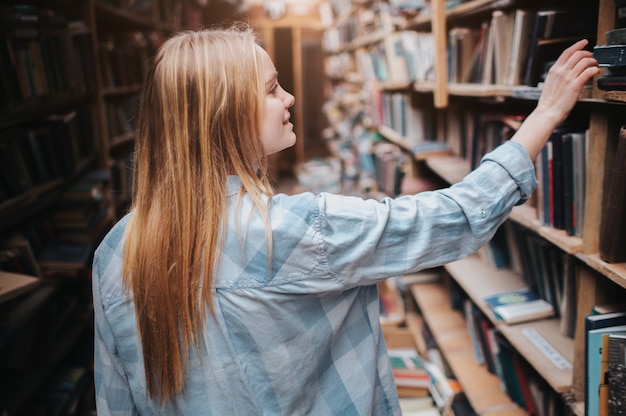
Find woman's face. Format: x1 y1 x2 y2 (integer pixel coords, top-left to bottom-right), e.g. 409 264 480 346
257 45 296 155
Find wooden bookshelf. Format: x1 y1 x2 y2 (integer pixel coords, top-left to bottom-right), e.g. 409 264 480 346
0 0 201 413
321 0 624 414
445 256 574 393
410 281 527 416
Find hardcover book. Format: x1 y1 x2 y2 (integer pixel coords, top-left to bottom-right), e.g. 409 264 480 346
607 333 626 416
599 126 626 263
483 287 554 324
387 347 431 391
584 312 626 416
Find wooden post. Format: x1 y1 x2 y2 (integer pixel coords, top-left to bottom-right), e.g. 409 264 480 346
431 0 448 109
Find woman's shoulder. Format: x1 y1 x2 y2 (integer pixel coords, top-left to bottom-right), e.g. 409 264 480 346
92 213 131 302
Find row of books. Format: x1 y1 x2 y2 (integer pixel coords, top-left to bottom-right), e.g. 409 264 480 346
462 298 561 416
322 1 395 53
0 109 96 204
0 7 98 112
448 6 597 87
537 126 588 238
371 91 434 144
384 318 462 415
476 221 577 338
355 30 435 85
443 106 589 240
99 33 152 90
104 94 139 144
0 169 112 281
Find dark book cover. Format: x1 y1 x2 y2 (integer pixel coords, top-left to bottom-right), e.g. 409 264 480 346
594 45 626 67
606 28 626 45
548 129 565 230
561 133 575 235
599 126 626 263
597 75 626 91
524 7 597 86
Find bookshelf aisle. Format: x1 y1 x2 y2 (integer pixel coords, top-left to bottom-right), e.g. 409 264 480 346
320 0 626 415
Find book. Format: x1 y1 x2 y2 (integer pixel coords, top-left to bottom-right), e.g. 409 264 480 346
597 75 626 91
594 45 626 67
599 126 626 263
383 31 411 85
606 28 626 45
490 10 515 85
599 333 610 416
483 287 554 324
524 7 597 86
387 347 431 396
506 9 535 86
607 333 626 416
0 270 39 304
423 361 456 410
398 396 438 415
584 312 626 416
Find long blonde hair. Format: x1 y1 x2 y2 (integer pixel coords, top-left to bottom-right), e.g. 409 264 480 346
122 25 274 403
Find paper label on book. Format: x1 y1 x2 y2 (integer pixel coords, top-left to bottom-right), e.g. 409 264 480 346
522 327 572 370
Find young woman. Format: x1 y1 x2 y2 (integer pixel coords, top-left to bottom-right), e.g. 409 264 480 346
92 24 598 415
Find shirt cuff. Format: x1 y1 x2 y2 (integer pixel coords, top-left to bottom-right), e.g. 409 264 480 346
480 141 538 205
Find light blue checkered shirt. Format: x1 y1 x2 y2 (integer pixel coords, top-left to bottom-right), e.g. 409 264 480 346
92 141 537 415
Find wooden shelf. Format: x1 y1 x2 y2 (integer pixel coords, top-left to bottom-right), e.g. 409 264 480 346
510 205 583 255
424 154 469 184
577 253 626 290
444 256 574 393
447 82 512 97
410 281 527 416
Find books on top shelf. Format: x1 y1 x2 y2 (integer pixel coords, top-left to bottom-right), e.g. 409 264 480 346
483 287 555 325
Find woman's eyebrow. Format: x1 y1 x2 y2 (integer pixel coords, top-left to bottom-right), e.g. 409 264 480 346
266 71 278 87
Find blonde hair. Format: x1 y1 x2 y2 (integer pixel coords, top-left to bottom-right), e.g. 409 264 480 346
122 24 274 403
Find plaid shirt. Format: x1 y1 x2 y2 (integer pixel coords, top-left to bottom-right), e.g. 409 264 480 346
92 141 536 415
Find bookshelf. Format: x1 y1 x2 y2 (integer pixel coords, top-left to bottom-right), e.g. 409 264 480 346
0 0 213 414
321 0 626 414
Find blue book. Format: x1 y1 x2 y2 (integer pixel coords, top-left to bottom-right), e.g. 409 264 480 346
483 287 554 324
584 311 626 416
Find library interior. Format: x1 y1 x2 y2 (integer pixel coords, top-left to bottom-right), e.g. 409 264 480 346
0 0 625 415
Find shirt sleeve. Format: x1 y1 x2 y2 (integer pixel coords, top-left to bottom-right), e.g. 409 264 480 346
92 254 139 416
317 140 537 285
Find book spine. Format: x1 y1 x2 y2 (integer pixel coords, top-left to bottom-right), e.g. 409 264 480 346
599 126 626 263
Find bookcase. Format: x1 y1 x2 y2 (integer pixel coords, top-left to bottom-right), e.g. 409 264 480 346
0 0 205 414
321 0 626 415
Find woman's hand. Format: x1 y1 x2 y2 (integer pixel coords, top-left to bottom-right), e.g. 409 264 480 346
535 39 600 126
512 39 599 161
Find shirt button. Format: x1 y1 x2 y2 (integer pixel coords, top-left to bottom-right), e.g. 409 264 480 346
479 209 486 217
